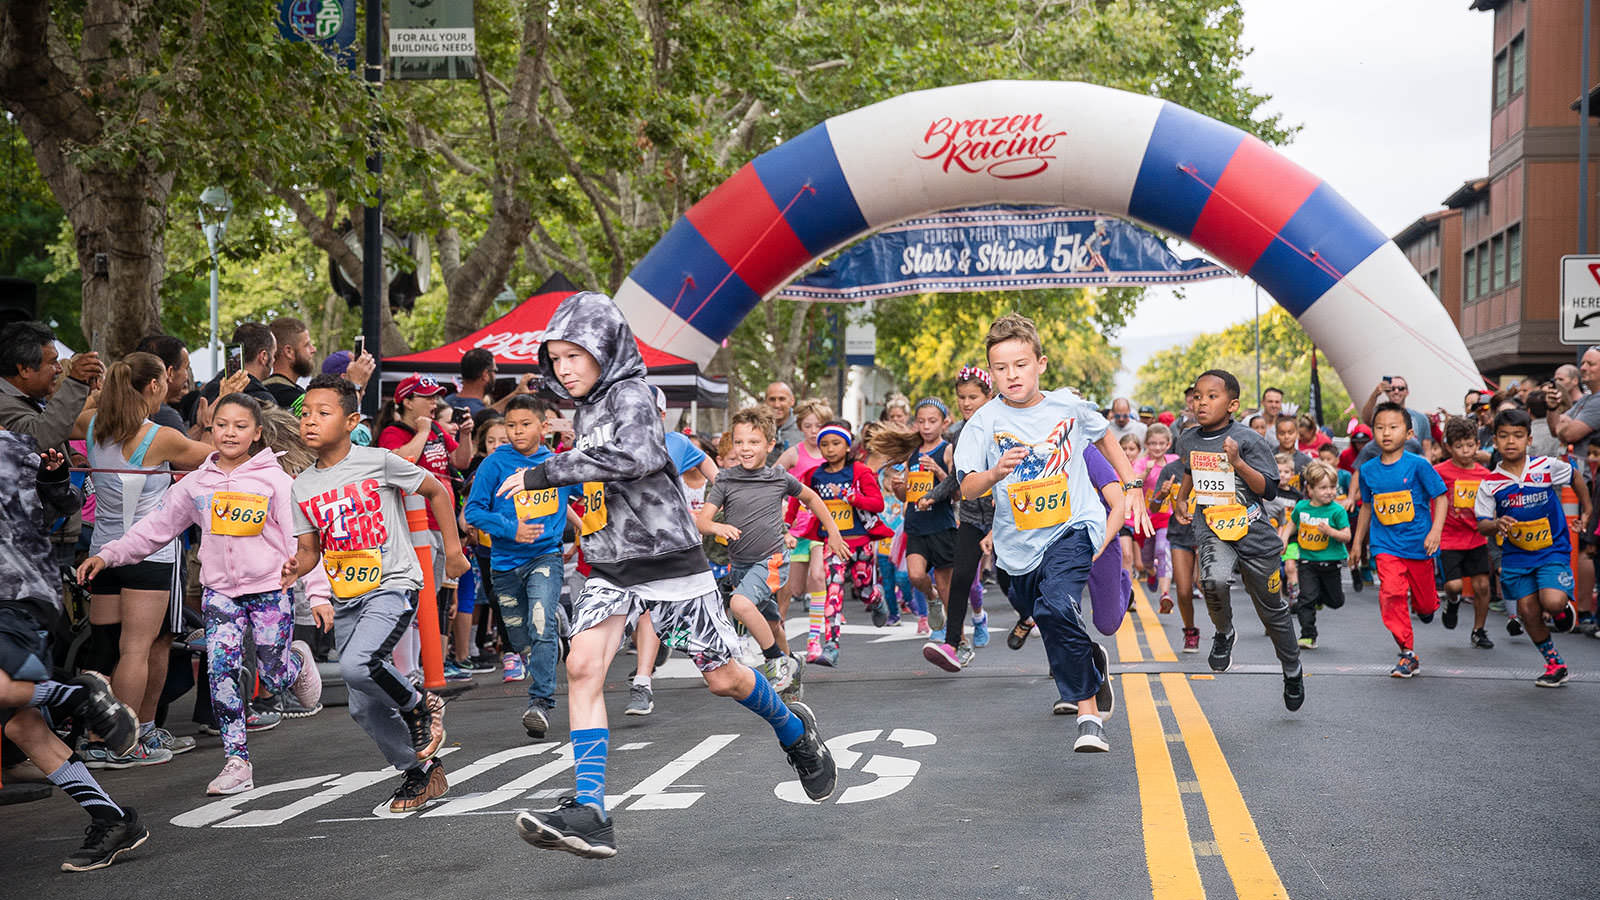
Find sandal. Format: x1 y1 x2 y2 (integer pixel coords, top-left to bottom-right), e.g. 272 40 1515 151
1007 619 1034 650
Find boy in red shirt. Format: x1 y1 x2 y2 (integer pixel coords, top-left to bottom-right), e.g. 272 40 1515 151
1433 417 1496 649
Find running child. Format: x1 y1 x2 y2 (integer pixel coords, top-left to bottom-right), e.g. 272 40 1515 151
1435 416 1497 649
1280 461 1350 649
774 399 830 659
1151 429 1202 652
78 393 330 795
282 375 467 812
863 427 922 631
1348 402 1448 678
1476 409 1590 687
937 366 1001 665
0 430 148 872
954 314 1151 752
1171 370 1305 710
464 395 581 739
897 398 961 642
1134 423 1177 603
795 420 883 666
499 292 836 858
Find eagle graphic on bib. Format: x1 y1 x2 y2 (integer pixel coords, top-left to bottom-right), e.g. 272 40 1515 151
995 417 1076 531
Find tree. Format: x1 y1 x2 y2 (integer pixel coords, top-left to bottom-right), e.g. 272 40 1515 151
1134 307 1355 431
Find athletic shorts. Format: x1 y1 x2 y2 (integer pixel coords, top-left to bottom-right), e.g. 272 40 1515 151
729 552 786 621
1282 542 1300 561
87 560 174 594
571 575 740 673
1440 545 1491 583
790 538 813 562
907 529 957 570
0 605 52 729
1501 563 1575 601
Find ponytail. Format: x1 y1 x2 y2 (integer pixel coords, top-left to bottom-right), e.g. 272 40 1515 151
95 352 165 446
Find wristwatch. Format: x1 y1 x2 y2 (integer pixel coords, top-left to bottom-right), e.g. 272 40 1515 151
1122 478 1144 490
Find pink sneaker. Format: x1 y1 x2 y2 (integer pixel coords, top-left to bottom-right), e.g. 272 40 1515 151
922 641 962 672
805 639 823 664
288 640 322 711
916 615 930 636
206 757 254 796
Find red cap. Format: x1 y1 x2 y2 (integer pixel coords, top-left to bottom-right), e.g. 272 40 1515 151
1157 411 1175 425
395 374 445 406
1348 423 1374 440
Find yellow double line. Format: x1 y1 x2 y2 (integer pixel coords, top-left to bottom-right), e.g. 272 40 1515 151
1119 585 1289 899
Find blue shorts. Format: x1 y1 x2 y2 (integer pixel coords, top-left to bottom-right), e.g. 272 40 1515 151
1501 563 1574 601
730 552 787 620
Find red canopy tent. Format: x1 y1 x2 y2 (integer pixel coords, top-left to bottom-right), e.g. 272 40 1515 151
382 290 728 407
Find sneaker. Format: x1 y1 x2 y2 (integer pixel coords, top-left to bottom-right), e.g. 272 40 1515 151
145 727 196 756
279 693 323 719
759 654 799 692
465 654 499 673
1073 717 1109 753
101 742 172 769
205 757 254 796
1507 617 1524 636
1351 569 1364 594
1007 620 1033 650
923 641 961 673
971 613 990 648
1181 627 1200 654
80 742 112 769
1416 607 1435 625
503 652 527 683
867 599 888 628
402 691 447 761
197 723 222 737
885 613 901 627
1471 628 1495 649
1283 672 1305 712
1441 599 1460 630
515 796 617 859
780 653 806 703
1390 650 1420 678
782 701 837 801
1052 699 1078 715
1535 662 1570 688
1159 592 1173 614
1146 575 1158 593
289 640 323 711
955 640 976 669
1092 643 1115 721
246 708 282 732
805 638 824 663
522 704 550 739
1578 613 1598 636
63 672 138 756
817 641 839 668
60 809 148 872
1297 636 1317 649
388 759 448 813
1549 602 1578 634
624 683 654 716
915 615 930 636
1208 630 1235 673
442 658 474 682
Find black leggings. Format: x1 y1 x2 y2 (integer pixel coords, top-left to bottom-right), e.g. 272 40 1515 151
946 523 1011 646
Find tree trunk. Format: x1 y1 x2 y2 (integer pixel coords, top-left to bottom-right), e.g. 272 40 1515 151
71 169 174 356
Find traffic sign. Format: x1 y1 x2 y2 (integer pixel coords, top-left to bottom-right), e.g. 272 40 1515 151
1561 254 1600 344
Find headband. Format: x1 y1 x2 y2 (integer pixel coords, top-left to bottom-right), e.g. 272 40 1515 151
915 397 949 417
817 425 853 447
956 365 992 390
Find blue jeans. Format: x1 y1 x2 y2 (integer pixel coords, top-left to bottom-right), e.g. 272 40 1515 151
495 553 563 706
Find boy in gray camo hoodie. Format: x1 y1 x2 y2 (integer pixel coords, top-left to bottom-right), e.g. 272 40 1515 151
499 291 836 859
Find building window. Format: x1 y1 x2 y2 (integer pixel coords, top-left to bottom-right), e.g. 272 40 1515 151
1478 241 1491 296
1508 224 1522 284
1465 248 1477 301
1491 234 1505 290
1510 35 1526 96
1495 50 1509 108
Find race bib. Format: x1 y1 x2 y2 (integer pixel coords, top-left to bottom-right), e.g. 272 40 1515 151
876 537 893 556
1204 503 1251 542
1297 519 1330 551
1452 480 1480 509
210 491 269 537
1506 519 1554 551
1009 473 1071 531
906 470 934 502
1372 490 1415 526
514 487 559 521
323 548 383 600
824 498 855 531
578 482 607 535
1190 451 1236 506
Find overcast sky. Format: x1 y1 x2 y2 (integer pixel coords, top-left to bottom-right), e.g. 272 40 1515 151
1112 0 1493 397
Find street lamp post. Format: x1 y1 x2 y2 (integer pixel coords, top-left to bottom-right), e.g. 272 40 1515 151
199 186 233 373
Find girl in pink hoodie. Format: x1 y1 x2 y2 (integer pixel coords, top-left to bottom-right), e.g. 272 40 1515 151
79 394 331 796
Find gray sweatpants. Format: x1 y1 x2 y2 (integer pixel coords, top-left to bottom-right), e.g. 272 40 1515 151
1195 534 1301 676
334 588 422 770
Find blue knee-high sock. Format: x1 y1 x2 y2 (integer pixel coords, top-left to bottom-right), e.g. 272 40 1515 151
571 727 609 812
737 674 805 746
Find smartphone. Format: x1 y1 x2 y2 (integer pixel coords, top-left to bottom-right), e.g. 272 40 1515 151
353 335 366 358
226 344 243 377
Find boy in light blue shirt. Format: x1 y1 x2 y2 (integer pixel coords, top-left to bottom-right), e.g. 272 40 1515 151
954 314 1150 753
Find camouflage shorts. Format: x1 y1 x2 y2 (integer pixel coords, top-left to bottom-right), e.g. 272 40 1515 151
572 577 741 673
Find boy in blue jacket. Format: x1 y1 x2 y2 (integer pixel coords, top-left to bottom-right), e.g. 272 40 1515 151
465 395 581 739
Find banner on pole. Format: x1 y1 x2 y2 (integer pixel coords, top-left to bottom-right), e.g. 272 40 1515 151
389 0 476 80
776 205 1228 302
277 0 358 68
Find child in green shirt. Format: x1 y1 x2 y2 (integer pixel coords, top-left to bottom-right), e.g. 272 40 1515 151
1280 461 1352 648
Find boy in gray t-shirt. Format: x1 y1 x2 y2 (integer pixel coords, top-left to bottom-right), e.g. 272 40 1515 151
284 375 469 814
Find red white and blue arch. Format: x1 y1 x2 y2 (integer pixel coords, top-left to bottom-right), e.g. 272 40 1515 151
615 81 1477 408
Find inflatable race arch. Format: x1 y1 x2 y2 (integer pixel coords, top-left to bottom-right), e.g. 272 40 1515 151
614 81 1478 409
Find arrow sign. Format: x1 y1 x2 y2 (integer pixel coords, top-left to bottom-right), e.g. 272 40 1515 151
1577 311 1600 330
1561 255 1600 345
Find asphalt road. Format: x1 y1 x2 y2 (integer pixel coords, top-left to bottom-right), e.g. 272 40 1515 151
4 578 1598 900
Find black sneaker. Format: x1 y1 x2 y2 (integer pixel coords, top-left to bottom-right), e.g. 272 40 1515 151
1007 619 1034 650
1441 599 1460 630
517 797 617 858
1072 717 1109 753
61 809 148 872
402 692 447 761
388 759 448 813
65 672 138 756
465 654 500 673
782 701 837 801
1283 672 1305 712
1535 662 1571 688
521 703 549 739
1416 607 1435 625
1208 630 1235 673
1052 699 1078 715
1507 617 1524 637
1092 643 1115 721
1549 602 1578 634
1351 570 1364 593
1471 628 1495 649
868 599 888 628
